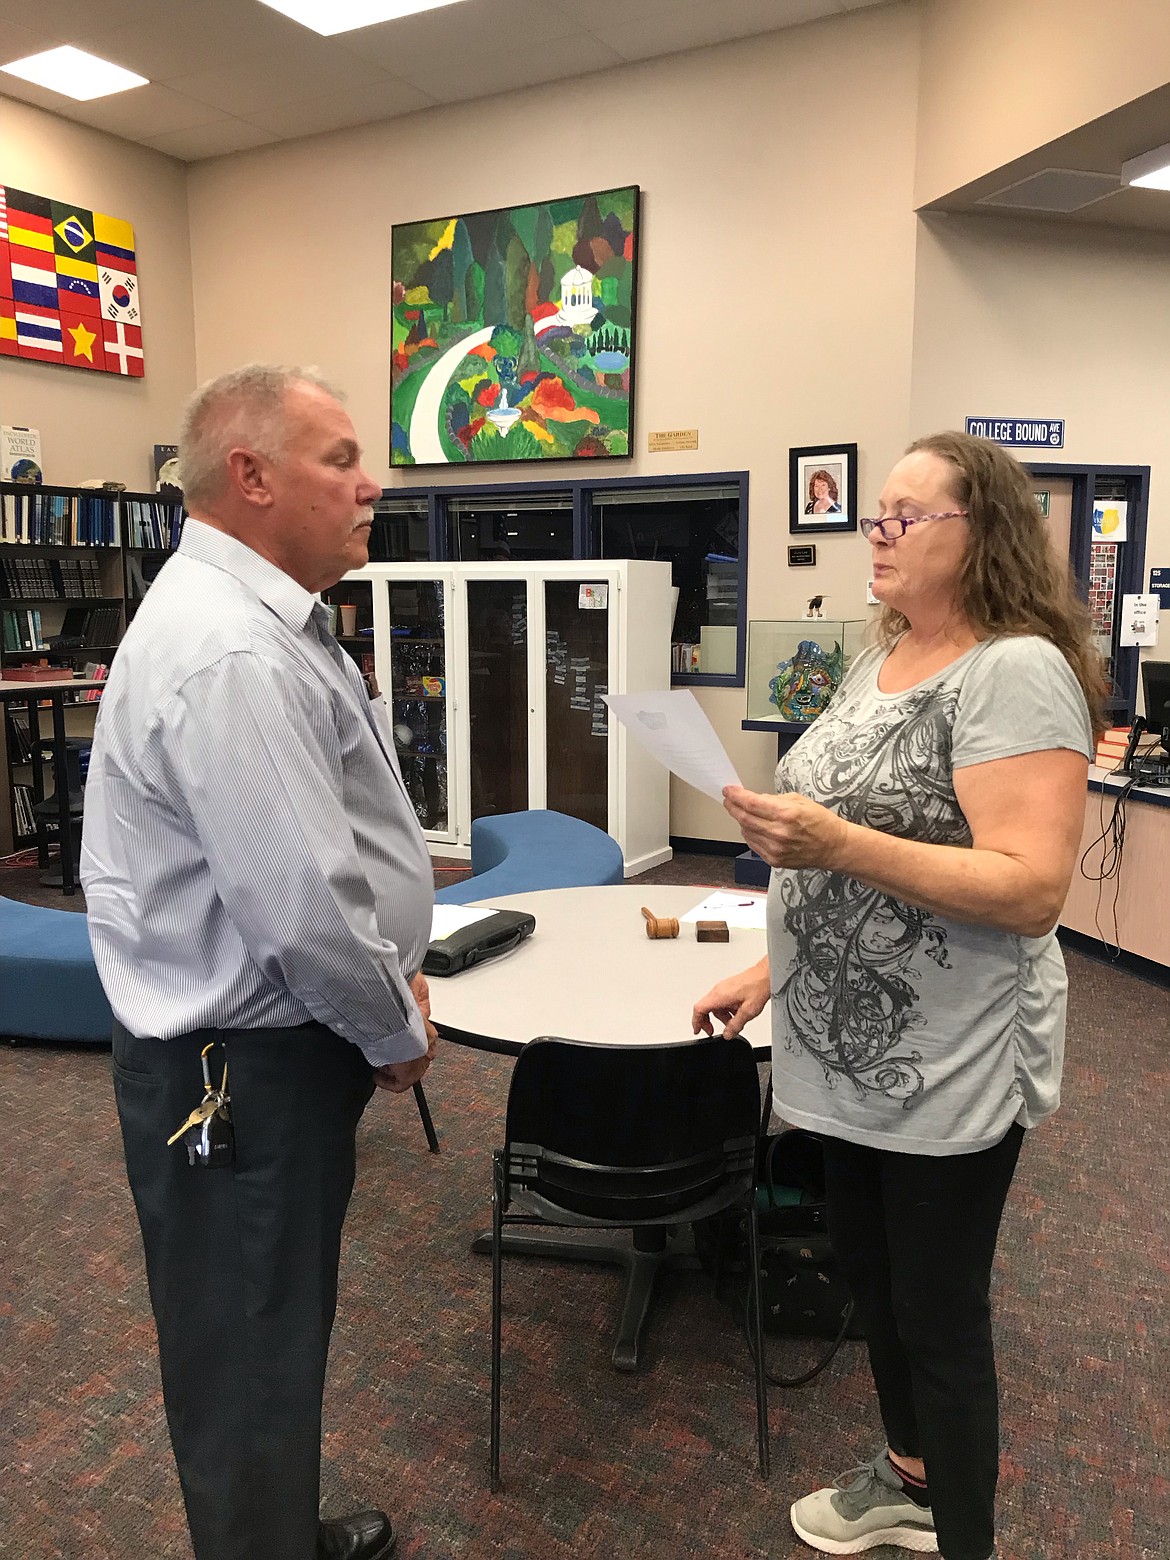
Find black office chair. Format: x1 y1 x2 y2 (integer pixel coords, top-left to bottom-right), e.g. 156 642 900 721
31 738 88 888
489 1034 769 1489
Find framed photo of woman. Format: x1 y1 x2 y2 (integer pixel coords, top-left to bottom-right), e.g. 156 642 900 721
789 443 858 534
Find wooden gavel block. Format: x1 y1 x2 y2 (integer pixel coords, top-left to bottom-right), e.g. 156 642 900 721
695 920 729 942
641 905 679 939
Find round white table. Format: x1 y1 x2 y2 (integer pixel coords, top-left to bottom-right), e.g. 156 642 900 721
429 882 772 1370
430 883 771 1057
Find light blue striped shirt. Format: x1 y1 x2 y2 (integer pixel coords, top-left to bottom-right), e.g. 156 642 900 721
80 518 434 1067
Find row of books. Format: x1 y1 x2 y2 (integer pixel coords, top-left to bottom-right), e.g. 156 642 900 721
0 553 106 600
66 605 124 648
79 662 110 701
671 641 702 673
2 602 123 655
12 782 35 842
4 708 32 765
1 491 118 547
124 499 185 550
2 608 47 652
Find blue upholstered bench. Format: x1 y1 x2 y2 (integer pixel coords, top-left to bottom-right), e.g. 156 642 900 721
435 809 625 905
0 895 113 1043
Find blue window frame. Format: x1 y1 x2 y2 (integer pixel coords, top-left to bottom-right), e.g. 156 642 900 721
373 470 749 687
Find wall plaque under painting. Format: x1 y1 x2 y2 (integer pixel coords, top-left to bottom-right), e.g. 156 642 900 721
390 185 638 466
0 183 144 377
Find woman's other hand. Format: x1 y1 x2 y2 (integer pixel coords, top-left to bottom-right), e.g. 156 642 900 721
692 957 771 1040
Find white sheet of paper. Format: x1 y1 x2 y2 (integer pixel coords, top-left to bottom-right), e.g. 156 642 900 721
680 891 769 929
1118 594 1159 647
430 903 496 941
603 689 741 800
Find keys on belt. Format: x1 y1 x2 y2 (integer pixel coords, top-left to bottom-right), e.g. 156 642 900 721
167 1042 235 1167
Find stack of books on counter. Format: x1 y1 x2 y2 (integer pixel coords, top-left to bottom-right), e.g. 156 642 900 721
1094 725 1161 771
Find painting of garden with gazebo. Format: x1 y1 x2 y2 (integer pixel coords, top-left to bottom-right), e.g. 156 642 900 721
390 185 639 465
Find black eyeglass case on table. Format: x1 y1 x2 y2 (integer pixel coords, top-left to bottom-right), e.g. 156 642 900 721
422 908 536 977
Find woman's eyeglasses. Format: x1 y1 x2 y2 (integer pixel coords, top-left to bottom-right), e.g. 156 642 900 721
858 510 969 541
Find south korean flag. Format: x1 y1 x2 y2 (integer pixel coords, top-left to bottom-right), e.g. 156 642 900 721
98 265 139 324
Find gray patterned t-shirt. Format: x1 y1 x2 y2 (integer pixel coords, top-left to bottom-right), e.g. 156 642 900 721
766 634 1093 1156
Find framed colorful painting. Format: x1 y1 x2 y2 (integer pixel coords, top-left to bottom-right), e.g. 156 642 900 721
390 185 639 466
789 443 858 535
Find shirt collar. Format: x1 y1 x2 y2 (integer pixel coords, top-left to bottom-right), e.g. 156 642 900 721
178 516 319 631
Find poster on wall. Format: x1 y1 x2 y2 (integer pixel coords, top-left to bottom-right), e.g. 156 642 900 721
0 183 144 378
390 185 639 466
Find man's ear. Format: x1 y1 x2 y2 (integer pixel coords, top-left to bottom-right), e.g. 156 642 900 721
224 446 274 508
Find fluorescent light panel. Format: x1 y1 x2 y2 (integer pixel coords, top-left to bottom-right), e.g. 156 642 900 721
1121 142 1170 190
1 45 148 101
258 0 469 36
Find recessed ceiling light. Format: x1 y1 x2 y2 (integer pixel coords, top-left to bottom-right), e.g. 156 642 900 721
1121 142 1170 190
258 0 469 36
1 45 148 101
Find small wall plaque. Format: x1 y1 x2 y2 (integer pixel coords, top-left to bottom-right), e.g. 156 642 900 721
787 545 817 568
648 429 699 452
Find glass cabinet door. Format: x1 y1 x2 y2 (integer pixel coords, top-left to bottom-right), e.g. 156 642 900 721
386 578 449 835
322 578 374 676
543 578 609 831
466 578 528 819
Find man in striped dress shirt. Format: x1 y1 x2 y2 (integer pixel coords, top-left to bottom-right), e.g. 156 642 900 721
81 365 435 1560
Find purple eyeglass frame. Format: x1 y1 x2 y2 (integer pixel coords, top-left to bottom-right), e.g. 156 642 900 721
859 510 969 541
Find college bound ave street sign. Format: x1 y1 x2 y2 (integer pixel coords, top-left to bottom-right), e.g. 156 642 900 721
965 417 1064 448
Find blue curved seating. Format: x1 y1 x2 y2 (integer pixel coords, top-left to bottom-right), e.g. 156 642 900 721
435 809 625 905
0 895 113 1043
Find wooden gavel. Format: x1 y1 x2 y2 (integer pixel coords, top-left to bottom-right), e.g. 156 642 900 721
641 905 679 939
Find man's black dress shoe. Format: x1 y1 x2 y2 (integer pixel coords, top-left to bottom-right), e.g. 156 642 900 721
317 1510 397 1560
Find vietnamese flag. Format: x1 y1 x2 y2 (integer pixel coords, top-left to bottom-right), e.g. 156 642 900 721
61 310 105 371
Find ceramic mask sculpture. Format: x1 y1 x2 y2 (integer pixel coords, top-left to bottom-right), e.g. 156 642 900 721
769 638 844 722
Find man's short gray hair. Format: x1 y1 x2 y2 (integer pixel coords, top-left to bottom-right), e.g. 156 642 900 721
178 364 343 510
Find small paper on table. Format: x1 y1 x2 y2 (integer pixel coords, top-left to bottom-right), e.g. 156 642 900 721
680 891 768 930
603 689 741 801
430 904 496 942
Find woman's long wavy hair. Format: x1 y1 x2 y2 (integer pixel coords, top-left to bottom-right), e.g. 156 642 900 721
878 431 1108 738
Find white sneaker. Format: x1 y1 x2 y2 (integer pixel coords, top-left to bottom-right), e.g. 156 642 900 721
790 1454 939 1554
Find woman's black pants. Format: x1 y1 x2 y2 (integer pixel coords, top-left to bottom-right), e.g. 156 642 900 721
821 1124 1024 1560
112 1019 376 1560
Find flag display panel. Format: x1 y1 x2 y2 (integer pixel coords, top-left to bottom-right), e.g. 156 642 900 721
0 183 144 377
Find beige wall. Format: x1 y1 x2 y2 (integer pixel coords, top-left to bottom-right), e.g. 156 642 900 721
909 211 1170 689
916 0 1170 206
0 96 197 489
187 4 921 841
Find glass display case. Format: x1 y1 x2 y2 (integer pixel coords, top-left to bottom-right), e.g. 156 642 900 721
354 560 672 871
466 576 528 820
544 577 609 831
385 578 450 836
746 618 867 724
321 577 374 672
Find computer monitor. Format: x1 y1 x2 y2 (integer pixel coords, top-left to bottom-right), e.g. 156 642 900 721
1141 660 1170 743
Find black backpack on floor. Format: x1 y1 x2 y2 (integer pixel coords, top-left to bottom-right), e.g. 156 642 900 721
694 1127 863 1387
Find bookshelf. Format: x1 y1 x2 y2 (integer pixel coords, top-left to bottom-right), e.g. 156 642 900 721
0 482 184 856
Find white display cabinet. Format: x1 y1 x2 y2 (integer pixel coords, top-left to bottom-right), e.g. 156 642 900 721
352 559 674 875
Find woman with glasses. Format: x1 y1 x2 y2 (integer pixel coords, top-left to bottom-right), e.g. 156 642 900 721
693 432 1104 1560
